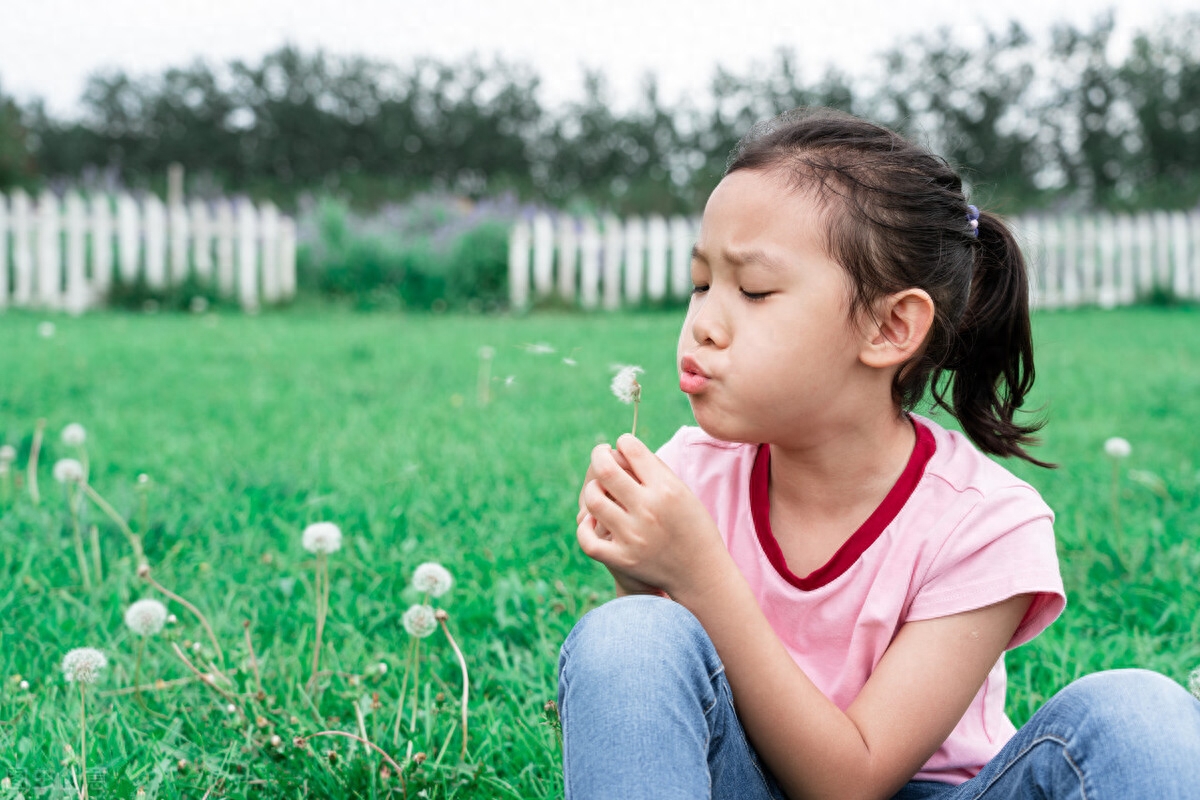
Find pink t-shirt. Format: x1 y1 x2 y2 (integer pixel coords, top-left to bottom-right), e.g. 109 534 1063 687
655 414 1065 785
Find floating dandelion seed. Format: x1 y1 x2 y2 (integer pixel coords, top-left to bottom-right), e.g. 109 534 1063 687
62 648 107 684
1104 437 1132 459
402 604 437 638
522 343 555 354
0 444 15 464
124 599 169 636
302 522 343 554
61 423 86 447
53 458 85 484
412 562 453 598
563 357 577 366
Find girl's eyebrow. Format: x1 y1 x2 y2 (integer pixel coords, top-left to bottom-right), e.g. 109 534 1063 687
691 244 787 272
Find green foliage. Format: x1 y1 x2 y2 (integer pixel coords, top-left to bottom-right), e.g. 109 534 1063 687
298 195 514 311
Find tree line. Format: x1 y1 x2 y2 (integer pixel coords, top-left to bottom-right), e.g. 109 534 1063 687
2 12 1199 215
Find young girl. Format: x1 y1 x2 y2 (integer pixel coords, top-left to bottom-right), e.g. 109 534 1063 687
559 108 1200 800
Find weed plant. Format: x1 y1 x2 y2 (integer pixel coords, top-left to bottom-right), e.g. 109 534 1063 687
0 306 1197 797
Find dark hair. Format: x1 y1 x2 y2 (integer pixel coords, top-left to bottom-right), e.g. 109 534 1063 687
726 107 1051 467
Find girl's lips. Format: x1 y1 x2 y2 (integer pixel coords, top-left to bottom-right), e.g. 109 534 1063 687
679 355 710 394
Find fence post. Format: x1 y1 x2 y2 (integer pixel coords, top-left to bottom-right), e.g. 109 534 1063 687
279 216 297 301
169 196 189 286
36 190 61 309
1095 212 1118 309
215 200 235 296
507 219 531 310
0 193 8 309
236 199 259 311
1190 212 1200 300
556 214 578 304
531 213 554 300
1115 214 1135 305
579 218 600 310
190 199 211 283
91 194 113 298
11 189 31 306
1169 211 1190 300
623 217 646 306
64 191 88 313
645 215 668 302
144 194 166 289
602 215 623 311
669 216 693 301
260 202 281 304
117 193 139 284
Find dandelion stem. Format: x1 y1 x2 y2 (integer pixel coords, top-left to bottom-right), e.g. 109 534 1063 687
478 356 491 406
80 683 89 800
409 638 422 734
28 419 45 506
147 573 225 669
309 553 328 696
631 398 640 438
82 483 145 566
88 524 103 585
99 676 195 696
243 621 264 699
392 636 417 746
68 487 93 590
170 642 241 716
438 614 470 762
1110 459 1122 537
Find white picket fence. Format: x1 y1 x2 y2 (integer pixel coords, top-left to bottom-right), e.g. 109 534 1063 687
507 211 1200 311
0 189 296 312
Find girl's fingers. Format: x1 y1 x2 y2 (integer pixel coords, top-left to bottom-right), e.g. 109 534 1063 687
576 513 618 564
614 434 662 483
589 443 642 502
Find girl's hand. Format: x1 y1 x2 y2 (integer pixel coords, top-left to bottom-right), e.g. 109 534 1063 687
576 449 664 597
577 434 727 599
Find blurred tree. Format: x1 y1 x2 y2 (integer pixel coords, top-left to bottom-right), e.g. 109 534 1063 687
0 78 34 189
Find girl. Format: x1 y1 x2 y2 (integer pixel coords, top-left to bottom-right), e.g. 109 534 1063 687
560 108 1200 800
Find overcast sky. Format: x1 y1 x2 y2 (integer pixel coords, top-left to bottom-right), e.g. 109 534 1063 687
1 0 1195 115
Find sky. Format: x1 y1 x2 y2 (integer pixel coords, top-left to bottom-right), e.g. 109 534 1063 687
1 0 1196 116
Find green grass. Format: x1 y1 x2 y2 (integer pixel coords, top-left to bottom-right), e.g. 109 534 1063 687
0 305 1198 798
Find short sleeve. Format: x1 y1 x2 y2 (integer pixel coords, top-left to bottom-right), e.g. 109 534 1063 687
655 426 693 481
907 487 1066 650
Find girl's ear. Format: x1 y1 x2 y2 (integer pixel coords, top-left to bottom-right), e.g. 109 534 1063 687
859 288 935 369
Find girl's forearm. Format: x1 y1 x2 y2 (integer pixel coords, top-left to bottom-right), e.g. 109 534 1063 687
671 561 890 800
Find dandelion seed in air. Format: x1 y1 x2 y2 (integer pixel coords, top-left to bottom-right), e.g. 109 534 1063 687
522 343 555 355
611 365 644 437
412 562 453 598
61 423 86 448
303 522 342 695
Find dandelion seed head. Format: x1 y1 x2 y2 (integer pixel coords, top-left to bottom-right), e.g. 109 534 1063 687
38 321 56 338
62 647 107 684
166 614 177 624
137 473 150 485
478 346 495 360
412 562 453 597
225 703 237 714
402 604 437 638
377 661 388 675
302 522 343 554
0 444 16 464
504 375 515 387
1104 437 1132 459
19 680 29 691
52 458 85 484
124 598 168 637
61 423 86 447
270 734 283 747
611 365 644 404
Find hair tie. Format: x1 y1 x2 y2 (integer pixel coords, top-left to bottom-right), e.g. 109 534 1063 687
966 204 980 238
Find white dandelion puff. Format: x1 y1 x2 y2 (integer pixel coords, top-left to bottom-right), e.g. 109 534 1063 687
124 598 169 637
61 423 86 447
522 343 555 355
38 321 56 338
62 648 107 684
302 522 343 554
611 365 644 404
562 357 577 366
0 444 16 464
478 346 495 360
412 562 453 598
19 680 29 691
1104 437 1131 459
53 458 85 484
402 604 438 638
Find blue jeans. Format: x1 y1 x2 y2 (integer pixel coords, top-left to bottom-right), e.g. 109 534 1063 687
558 596 1200 799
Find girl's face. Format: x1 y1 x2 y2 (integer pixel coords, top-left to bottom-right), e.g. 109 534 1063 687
678 168 875 446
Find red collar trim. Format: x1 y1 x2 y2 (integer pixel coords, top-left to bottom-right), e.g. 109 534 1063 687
750 419 936 591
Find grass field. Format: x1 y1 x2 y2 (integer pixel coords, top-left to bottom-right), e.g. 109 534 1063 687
0 305 1198 798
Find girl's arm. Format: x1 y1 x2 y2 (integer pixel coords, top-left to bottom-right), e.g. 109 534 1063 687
579 435 1032 800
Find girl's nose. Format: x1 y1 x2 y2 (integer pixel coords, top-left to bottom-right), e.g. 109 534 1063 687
688 293 728 348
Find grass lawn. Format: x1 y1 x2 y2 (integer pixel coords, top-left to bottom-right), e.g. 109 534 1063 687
0 305 1198 798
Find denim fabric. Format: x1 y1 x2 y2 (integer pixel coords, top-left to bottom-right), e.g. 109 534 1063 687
559 595 1200 800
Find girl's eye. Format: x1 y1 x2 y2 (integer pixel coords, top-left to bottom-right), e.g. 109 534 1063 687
691 284 710 295
741 289 772 301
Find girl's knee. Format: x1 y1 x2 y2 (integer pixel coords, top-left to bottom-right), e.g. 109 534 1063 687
558 595 716 683
1054 669 1200 744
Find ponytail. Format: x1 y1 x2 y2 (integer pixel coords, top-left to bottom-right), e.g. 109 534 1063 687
931 212 1054 468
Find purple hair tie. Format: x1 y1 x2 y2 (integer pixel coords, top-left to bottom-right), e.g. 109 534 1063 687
966 204 980 238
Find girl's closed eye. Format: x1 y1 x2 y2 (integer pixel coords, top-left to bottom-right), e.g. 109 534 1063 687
691 283 710 295
740 288 773 301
